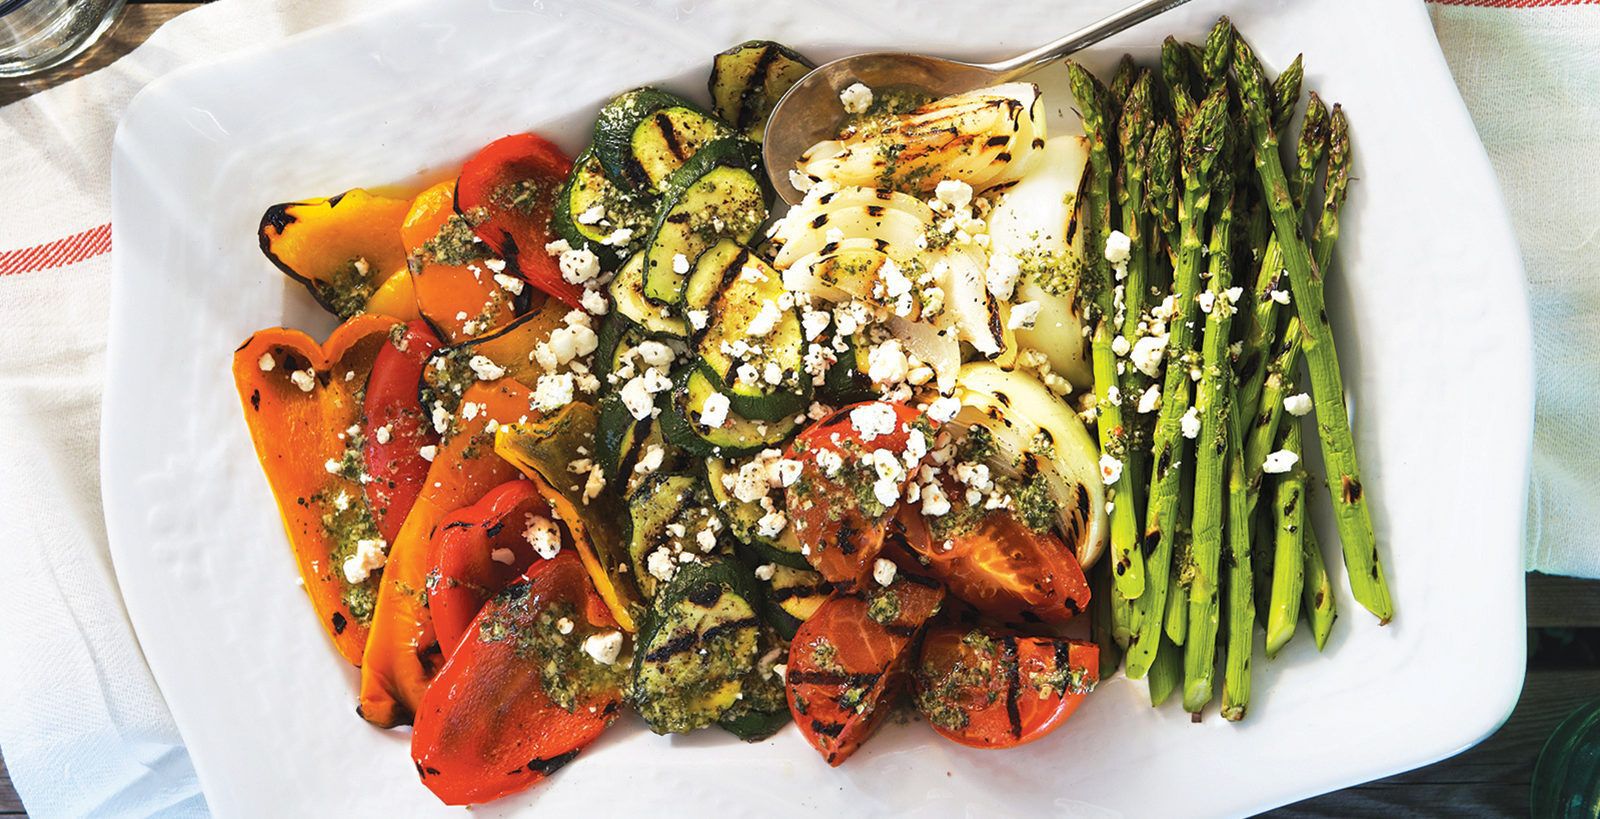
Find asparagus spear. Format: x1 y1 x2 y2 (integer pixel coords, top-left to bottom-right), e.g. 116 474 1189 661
1092 557 1123 678
1236 96 1330 439
1302 525 1338 650
1137 87 1229 658
1118 73 1157 524
1234 35 1393 623
1199 19 1235 87
1109 53 1139 105
1164 492 1193 645
1148 633 1183 706
1270 55 1305 135
1069 62 1147 604
1221 430 1256 721
1160 38 1199 123
1265 410 1307 657
1183 160 1238 716
1146 121 1180 292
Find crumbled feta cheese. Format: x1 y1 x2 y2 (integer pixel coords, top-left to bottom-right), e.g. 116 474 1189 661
418 445 437 462
872 558 898 587
746 300 784 337
490 548 516 565
772 663 788 683
1197 291 1217 314
580 287 609 315
556 617 575 635
1180 406 1202 439
534 372 576 412
839 82 874 114
257 353 275 372
920 481 951 516
1270 289 1291 305
1284 393 1313 417
873 476 901 507
582 466 606 504
290 369 316 392
699 391 731 428
867 339 909 385
634 444 666 475
770 458 803 488
323 458 341 474
1099 453 1124 485
696 524 718 552
754 563 776 582
599 227 634 246
935 179 973 210
468 354 506 381
1131 335 1168 377
332 490 351 511
1009 301 1041 330
576 205 607 225
672 253 691 275
927 396 961 424
849 402 898 441
373 425 391 445
687 310 710 331
619 369 670 420
1104 230 1133 264
494 272 525 295
583 631 624 665
647 548 677 582
342 538 388 583
1137 384 1162 414
756 509 787 539
557 245 600 284
635 340 675 370
814 448 844 478
525 515 563 559
1225 286 1244 304
1262 449 1301 474
987 252 1021 300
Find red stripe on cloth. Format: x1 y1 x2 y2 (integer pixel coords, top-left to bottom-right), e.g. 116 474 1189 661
1427 0 1600 6
0 223 112 277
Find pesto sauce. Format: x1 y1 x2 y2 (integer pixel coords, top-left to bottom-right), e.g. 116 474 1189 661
416 213 489 267
477 598 628 712
913 629 1001 732
319 259 378 319
312 469 383 624
865 588 901 625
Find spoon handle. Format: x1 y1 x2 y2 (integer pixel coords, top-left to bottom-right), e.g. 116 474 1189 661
987 0 1201 78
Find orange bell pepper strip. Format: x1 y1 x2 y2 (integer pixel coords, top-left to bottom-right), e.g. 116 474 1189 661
257 189 409 320
231 313 402 665
401 179 530 344
494 402 643 632
357 379 536 727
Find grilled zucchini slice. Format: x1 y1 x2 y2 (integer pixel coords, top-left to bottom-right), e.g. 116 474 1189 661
761 564 830 640
658 368 799 458
632 556 764 734
708 40 815 142
551 146 656 267
593 87 731 192
688 240 807 420
610 251 689 338
705 456 809 570
640 137 770 306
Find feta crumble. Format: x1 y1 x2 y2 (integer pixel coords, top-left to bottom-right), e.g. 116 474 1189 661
872 558 898 587
839 82 874 114
1262 449 1301 474
1180 406 1202 439
1284 393 1313 417
1099 453 1124 485
582 631 624 665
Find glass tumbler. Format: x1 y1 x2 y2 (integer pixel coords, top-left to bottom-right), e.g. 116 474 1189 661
0 0 126 78
1532 697 1600 818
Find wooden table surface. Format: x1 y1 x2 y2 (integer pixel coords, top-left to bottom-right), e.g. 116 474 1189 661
2 3 1597 816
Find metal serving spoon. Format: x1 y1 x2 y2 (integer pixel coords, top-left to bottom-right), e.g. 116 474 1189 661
764 0 1199 205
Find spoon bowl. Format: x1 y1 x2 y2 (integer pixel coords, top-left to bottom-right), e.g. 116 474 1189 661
763 0 1198 204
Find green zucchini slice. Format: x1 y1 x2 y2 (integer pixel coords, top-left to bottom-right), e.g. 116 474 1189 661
763 564 830 640
705 456 809 569
632 556 764 734
624 473 718 600
689 240 808 420
641 137 770 306
593 87 731 192
708 40 816 142
610 251 689 338
658 368 799 458
551 146 656 267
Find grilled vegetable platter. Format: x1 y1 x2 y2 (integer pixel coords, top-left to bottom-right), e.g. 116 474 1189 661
232 18 1391 807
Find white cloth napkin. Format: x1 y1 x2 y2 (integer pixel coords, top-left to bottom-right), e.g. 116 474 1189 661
0 3 385 815
0 0 1594 815
1428 2 1600 579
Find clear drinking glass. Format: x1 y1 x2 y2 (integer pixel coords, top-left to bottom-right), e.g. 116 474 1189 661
0 0 126 78
1531 697 1600 818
